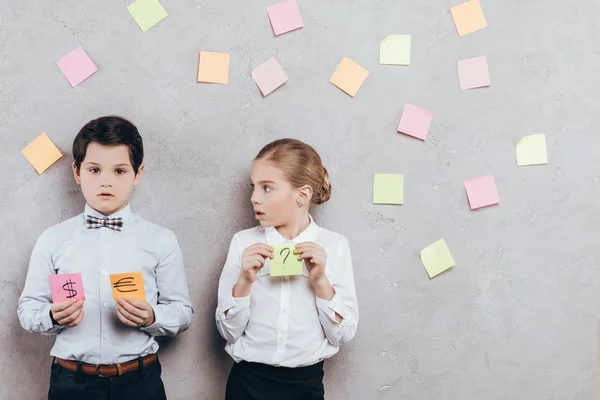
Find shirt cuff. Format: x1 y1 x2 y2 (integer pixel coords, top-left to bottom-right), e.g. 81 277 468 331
316 294 351 325
216 295 250 321
41 303 56 331
141 305 164 336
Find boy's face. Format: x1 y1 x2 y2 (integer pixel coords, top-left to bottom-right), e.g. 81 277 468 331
73 142 144 216
250 160 299 228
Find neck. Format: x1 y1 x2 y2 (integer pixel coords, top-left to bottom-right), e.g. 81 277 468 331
88 202 129 217
275 213 311 240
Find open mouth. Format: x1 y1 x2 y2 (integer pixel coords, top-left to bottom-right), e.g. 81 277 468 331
255 211 265 218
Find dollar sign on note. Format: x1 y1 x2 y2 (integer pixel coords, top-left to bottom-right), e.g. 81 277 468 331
62 279 77 299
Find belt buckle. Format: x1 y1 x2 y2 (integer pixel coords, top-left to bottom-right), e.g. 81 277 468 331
95 364 108 378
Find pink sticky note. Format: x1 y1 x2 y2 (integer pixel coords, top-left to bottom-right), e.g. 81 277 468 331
397 104 433 140
56 46 98 88
251 57 289 96
49 273 86 303
457 56 490 90
464 175 500 210
267 0 304 36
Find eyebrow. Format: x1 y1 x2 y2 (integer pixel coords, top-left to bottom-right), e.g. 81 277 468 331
251 180 276 185
83 162 131 168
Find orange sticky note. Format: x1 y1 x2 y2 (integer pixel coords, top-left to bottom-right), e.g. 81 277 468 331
450 0 488 37
197 51 230 84
109 272 146 301
329 57 369 97
21 133 63 174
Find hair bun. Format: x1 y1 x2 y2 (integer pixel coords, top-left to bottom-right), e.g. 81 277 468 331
315 167 332 205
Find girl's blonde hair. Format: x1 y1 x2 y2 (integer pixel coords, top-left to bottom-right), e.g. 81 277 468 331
255 139 332 205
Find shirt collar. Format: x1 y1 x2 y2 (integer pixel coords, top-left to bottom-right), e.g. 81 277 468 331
264 215 319 245
84 203 134 223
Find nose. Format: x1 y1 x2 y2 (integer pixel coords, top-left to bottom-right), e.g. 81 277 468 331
250 189 261 205
100 173 112 188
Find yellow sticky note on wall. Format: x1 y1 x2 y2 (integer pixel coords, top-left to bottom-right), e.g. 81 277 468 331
373 174 404 205
380 35 411 66
21 133 63 174
110 272 146 301
270 243 303 277
516 134 548 166
127 0 168 32
420 239 455 278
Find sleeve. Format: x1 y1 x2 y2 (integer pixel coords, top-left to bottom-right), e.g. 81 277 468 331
17 229 64 335
315 238 359 347
141 230 194 337
215 234 251 343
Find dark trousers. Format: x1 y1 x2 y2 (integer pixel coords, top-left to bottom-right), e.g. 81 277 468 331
225 361 325 400
48 358 167 400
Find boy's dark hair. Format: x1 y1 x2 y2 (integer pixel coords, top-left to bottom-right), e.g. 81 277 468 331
72 116 144 174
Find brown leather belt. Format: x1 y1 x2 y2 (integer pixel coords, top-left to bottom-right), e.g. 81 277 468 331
56 353 158 377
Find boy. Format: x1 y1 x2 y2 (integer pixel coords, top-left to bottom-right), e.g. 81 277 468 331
17 116 193 400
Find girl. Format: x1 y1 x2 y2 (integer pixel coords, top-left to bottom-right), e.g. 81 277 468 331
216 138 359 400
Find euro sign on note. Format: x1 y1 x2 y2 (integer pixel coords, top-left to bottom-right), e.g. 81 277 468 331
112 276 138 293
62 279 77 299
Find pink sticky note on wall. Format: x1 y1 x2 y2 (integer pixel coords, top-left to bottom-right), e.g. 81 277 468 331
397 104 433 140
251 57 289 96
49 273 86 302
56 46 98 88
457 56 490 90
267 0 304 36
464 175 500 210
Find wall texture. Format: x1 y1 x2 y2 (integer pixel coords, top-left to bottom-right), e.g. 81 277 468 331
1 0 600 399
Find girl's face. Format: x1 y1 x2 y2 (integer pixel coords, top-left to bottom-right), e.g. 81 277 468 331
250 159 299 228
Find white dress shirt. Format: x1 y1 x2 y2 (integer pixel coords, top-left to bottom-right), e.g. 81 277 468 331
216 216 359 368
18 204 193 364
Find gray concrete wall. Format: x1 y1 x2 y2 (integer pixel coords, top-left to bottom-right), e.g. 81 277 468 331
1 0 599 398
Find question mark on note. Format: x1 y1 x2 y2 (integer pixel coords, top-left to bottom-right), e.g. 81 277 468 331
280 247 291 266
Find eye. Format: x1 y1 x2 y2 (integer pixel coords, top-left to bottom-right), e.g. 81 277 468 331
89 168 100 173
264 185 272 192
116 169 127 174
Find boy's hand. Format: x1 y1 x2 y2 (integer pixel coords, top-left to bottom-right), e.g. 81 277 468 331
116 298 155 327
50 300 84 327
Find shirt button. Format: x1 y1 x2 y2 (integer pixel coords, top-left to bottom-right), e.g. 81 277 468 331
103 335 109 340
278 338 284 344
103 303 109 308
102 270 108 275
281 309 287 315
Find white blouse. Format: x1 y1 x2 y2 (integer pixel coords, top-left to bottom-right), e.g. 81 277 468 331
215 216 359 368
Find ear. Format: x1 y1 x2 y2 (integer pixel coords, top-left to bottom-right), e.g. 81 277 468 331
296 185 313 207
133 163 145 186
72 162 81 185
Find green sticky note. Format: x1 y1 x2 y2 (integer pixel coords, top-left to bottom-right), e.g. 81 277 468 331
373 174 404 205
516 134 548 166
380 35 411 66
127 0 168 32
270 244 303 277
420 239 455 278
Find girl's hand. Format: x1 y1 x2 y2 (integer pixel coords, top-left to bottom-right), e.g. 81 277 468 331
295 242 327 284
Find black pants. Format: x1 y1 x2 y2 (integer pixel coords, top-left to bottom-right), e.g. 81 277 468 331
48 358 167 400
225 361 325 400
